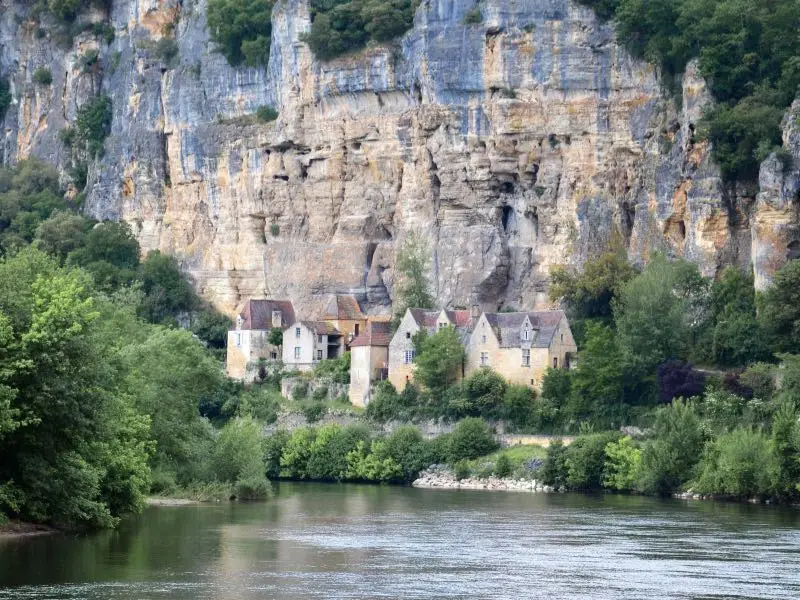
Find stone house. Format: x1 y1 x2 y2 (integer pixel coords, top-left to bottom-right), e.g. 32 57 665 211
226 299 296 380
466 310 577 390
322 294 368 351
387 308 474 391
348 320 393 407
282 321 343 371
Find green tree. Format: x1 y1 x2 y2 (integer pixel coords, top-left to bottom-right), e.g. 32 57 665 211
541 439 569 488
449 368 507 419
211 416 270 499
759 260 800 354
137 250 196 324
34 211 92 261
694 428 778 498
771 400 800 500
603 436 642 491
191 309 232 349
447 418 497 461
207 0 274 66
501 384 536 430
569 322 626 424
565 431 621 490
268 326 284 347
393 232 434 320
68 221 140 290
639 400 705 495
413 327 465 398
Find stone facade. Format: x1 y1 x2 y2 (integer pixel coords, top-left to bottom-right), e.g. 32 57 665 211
282 321 342 371
225 299 295 380
387 308 474 391
466 311 577 390
348 321 392 407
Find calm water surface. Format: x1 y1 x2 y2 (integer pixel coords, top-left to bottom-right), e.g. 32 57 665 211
1 482 800 599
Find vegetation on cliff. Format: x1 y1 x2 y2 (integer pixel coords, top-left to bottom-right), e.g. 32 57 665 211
578 0 800 181
207 0 274 67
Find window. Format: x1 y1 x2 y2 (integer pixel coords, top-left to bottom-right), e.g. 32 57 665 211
269 351 277 360
404 350 416 364
530 379 535 386
355 324 360 336
405 331 411 339
272 310 282 327
523 328 530 341
317 349 323 360
480 352 489 366
553 357 558 369
438 322 447 331
481 335 486 344
522 349 530 367
294 346 301 359
561 333 564 343
295 327 301 338
318 334 323 343
234 333 241 347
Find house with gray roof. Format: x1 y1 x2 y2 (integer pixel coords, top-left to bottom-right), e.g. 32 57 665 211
466 310 577 391
226 299 296 380
388 308 475 391
282 320 343 371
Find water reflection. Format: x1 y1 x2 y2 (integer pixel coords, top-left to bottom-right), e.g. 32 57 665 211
1 483 799 599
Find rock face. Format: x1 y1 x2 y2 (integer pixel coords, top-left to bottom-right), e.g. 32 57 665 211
1 0 798 316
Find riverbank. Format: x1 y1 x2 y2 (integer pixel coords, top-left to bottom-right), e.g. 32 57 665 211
0 520 58 539
146 497 201 506
412 467 548 493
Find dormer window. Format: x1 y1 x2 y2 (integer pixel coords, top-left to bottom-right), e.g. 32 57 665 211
295 327 301 338
236 315 244 330
272 310 282 328
523 328 530 341
438 322 447 331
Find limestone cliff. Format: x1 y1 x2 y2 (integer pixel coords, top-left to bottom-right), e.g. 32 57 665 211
1 0 798 316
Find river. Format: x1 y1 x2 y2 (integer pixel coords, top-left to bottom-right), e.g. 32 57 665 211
1 482 799 599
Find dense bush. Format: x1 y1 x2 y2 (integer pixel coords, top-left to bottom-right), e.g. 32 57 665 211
602 436 642 491
207 0 274 67
541 440 569 488
576 0 800 182
313 352 351 384
211 416 270 499
657 360 706 403
256 105 279 122
32 68 53 85
447 418 497 462
565 431 621 491
0 78 10 120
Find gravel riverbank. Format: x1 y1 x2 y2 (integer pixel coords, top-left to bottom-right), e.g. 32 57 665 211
412 467 550 493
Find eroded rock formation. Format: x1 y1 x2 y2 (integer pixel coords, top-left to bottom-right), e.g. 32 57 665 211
1 0 798 316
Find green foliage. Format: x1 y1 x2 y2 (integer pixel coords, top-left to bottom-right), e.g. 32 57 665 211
452 459 471 480
137 250 196 324
67 221 140 290
577 0 800 182
302 401 326 423
771 400 800 500
447 418 497 462
256 105 279 122
78 49 99 73
501 384 536 430
740 363 777 401
303 0 415 60
639 400 704 495
32 68 53 86
602 436 642 490
268 327 284 347
493 453 512 477
541 439 569 488
191 309 232 349
263 429 290 478
759 260 800 354
207 0 274 67
0 78 10 121
34 211 92 262
48 0 82 21
463 5 482 25
73 96 112 157
152 38 180 67
306 424 371 480
393 232 435 321
211 416 269 499
413 327 465 397
694 427 778 498
565 431 621 490
614 254 704 378
0 249 153 528
447 367 507 420
313 352 351 384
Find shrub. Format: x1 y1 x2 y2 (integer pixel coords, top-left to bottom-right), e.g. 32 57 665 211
74 95 112 157
447 418 497 462
740 363 776 401
657 360 706 404
453 459 471 480
463 5 482 25
603 436 642 491
291 381 308 400
312 386 329 401
48 0 82 21
191 309 232 349
280 427 316 478
264 429 290 478
207 0 274 67
313 352 351 384
32 68 53 85
0 78 11 120
153 38 180 67
380 426 433 482
345 440 403 482
306 424 371 481
494 453 512 478
78 49 99 73
303 401 326 423
501 384 536 429
541 440 568 488
365 380 404 423
565 432 621 490
694 428 778 498
59 127 76 147
256 105 278 122
639 400 704 495
211 416 270 499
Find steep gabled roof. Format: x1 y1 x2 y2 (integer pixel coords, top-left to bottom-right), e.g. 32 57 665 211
323 295 365 321
483 310 566 348
351 321 392 348
407 308 474 332
239 299 295 330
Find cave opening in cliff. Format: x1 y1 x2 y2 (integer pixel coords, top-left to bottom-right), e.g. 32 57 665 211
788 240 800 260
501 206 513 232
678 220 686 240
